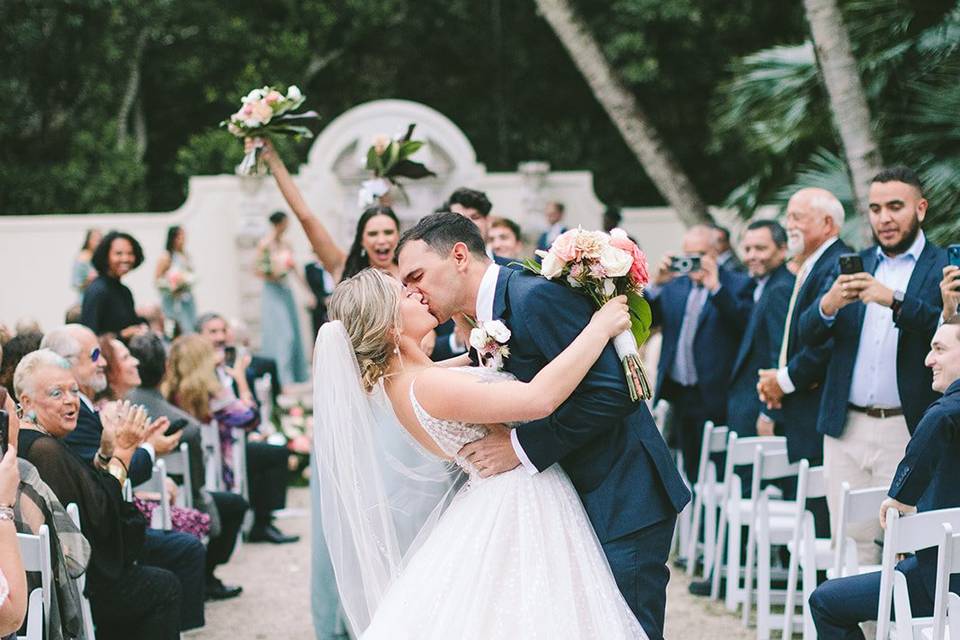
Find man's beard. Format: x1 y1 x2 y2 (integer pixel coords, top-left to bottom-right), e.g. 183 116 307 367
86 372 108 394
875 214 921 255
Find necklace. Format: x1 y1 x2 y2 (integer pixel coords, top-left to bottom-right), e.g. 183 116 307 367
21 418 51 437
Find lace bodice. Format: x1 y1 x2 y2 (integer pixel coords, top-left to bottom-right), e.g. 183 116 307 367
409 366 515 481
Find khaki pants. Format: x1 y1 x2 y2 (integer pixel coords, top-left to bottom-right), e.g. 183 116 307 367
824 410 911 565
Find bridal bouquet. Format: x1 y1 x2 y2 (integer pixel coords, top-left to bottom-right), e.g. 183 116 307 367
358 123 435 206
221 85 320 175
156 268 195 296
518 227 653 401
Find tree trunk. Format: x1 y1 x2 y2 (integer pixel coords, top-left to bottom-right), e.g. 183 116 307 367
116 28 149 151
534 0 711 227
803 0 882 221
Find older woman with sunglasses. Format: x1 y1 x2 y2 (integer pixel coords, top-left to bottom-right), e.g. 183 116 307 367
14 350 182 640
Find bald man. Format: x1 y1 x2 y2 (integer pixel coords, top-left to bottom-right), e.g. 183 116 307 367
648 224 754 481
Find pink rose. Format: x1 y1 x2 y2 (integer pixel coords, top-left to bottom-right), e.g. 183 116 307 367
609 232 649 287
550 229 580 262
265 90 283 104
250 100 273 123
290 406 304 417
569 262 586 280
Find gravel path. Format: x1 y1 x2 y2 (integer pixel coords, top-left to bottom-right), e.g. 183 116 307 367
189 487 753 639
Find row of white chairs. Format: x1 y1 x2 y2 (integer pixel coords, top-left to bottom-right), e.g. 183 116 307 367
671 412 960 639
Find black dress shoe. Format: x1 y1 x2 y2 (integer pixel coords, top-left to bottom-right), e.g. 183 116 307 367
206 577 243 601
688 578 724 598
248 524 300 544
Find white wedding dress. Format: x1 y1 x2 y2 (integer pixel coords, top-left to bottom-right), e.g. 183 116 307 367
360 367 646 640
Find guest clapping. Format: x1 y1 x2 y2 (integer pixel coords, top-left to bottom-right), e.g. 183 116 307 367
80 231 147 339
14 351 182 640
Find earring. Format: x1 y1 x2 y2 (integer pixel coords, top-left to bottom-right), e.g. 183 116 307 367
26 410 37 423
361 248 368 258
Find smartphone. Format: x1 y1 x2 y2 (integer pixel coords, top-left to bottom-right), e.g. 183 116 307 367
0 410 8 457
669 254 702 274
223 345 237 368
839 253 864 275
164 418 188 437
948 244 960 268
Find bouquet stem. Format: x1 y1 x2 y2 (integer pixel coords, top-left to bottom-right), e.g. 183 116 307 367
613 330 653 402
237 141 267 176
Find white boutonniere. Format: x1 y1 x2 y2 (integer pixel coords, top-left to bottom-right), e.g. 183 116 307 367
469 319 511 370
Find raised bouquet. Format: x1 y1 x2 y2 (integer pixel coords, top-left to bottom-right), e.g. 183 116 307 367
518 227 653 401
221 85 320 176
156 267 195 296
358 123 435 207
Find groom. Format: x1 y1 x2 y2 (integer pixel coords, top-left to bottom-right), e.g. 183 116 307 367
398 212 690 639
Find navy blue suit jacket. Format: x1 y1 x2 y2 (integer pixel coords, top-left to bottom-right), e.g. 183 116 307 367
888 379 960 598
64 401 154 486
493 268 690 542
798 239 947 438
727 265 795 437
776 238 851 462
650 267 754 421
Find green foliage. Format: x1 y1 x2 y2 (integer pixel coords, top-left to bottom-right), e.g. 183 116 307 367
627 292 651 347
0 0 807 215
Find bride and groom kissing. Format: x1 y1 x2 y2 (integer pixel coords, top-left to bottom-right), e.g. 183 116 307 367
312 211 690 639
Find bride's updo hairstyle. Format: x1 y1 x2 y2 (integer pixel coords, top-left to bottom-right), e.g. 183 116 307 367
327 268 402 391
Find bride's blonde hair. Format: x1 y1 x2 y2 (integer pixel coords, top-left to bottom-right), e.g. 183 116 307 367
327 268 403 391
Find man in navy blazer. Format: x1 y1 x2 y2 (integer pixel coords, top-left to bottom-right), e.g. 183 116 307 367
398 212 689 639
757 188 852 467
647 225 754 481
798 167 947 562
536 200 568 252
727 220 794 438
809 318 960 638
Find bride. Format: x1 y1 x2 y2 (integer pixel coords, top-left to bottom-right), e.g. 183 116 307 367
313 267 647 639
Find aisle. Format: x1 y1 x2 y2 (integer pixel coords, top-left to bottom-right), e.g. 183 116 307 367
190 487 751 639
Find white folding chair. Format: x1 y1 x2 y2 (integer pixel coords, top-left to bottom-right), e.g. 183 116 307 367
877 507 960 640
709 433 788 611
741 448 801 639
255 373 274 432
161 442 193 508
16 525 52 639
927 523 960 640
231 427 249 501
66 503 96 640
684 421 729 579
833 482 889 579
783 461 831 640
16 588 43 640
134 458 172 530
201 421 223 492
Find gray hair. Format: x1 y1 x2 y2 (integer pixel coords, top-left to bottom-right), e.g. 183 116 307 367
808 193 845 227
14 349 72 399
40 324 85 360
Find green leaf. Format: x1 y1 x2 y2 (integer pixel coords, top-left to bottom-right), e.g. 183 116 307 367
386 159 436 179
400 140 423 157
513 258 543 275
627 292 652 346
366 146 382 173
385 141 400 172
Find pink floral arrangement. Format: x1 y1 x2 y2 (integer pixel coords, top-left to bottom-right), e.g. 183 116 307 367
157 267 195 295
221 84 320 175
519 227 653 401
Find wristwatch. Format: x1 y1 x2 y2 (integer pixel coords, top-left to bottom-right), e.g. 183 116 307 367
890 289 905 317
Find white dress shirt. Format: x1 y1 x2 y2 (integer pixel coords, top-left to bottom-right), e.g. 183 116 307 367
473 263 540 475
753 274 770 303
776 236 839 394
842 232 925 408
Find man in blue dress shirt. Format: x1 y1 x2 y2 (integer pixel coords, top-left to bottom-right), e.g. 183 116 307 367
798 166 947 563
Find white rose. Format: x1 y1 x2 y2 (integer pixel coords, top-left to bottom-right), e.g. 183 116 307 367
609 227 628 240
603 278 616 297
599 245 632 278
484 320 511 343
540 252 565 279
469 328 488 351
244 88 264 103
286 85 302 101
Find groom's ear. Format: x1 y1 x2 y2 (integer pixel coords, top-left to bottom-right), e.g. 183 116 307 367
450 242 472 271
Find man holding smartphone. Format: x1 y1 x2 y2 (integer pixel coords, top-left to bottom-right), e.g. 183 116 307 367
798 166 948 563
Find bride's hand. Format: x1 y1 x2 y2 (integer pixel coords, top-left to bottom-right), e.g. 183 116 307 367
591 295 632 338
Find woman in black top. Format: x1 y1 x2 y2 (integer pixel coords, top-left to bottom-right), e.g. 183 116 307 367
80 231 145 338
14 350 181 640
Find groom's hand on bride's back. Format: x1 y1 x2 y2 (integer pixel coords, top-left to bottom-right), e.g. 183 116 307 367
459 424 520 478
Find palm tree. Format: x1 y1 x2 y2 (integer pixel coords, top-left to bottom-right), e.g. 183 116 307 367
534 0 711 227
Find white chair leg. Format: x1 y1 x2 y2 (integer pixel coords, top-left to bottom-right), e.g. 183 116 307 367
741 514 757 625
686 490 704 577
725 508 743 610
704 497 718 581
783 539 801 639
712 505 730 600
802 551 816 640
757 540 771 640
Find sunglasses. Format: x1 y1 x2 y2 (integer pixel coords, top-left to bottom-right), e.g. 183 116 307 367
89 347 101 362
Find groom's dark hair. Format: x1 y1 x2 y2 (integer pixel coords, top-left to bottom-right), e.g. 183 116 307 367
398 211 488 259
